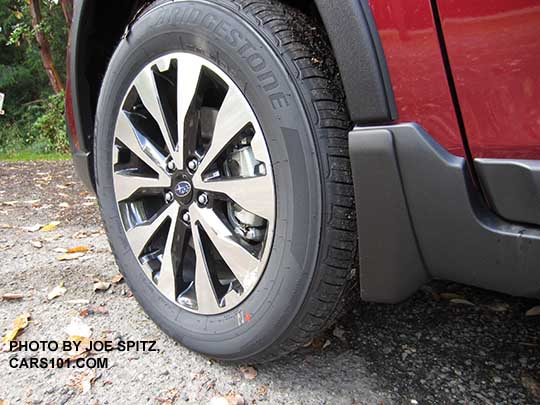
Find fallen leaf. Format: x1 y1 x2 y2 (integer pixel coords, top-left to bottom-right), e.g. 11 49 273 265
43 234 62 242
67 336 93 358
41 221 60 232
30 240 43 249
1 293 24 300
58 252 85 261
486 303 510 313
72 230 89 239
93 281 111 292
23 199 40 204
65 299 90 305
2 312 30 344
0 223 13 229
311 336 330 350
67 246 89 254
1 201 18 206
225 393 245 405
82 202 95 207
54 247 68 253
440 292 465 301
22 224 42 233
209 394 244 405
450 298 475 306
65 317 92 339
59 202 70 208
111 274 124 284
47 284 67 301
526 306 540 316
80 306 108 318
0 400 10 405
240 366 257 380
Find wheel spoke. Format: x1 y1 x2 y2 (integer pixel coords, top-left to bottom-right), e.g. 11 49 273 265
193 175 274 220
115 112 170 177
134 63 181 166
126 202 179 257
177 54 203 163
191 205 259 288
113 171 170 201
191 221 220 313
196 87 253 175
156 206 181 300
250 130 272 165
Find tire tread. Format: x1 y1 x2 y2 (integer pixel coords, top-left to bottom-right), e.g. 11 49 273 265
230 0 358 363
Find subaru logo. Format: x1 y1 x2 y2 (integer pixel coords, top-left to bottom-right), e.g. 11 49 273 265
175 181 192 198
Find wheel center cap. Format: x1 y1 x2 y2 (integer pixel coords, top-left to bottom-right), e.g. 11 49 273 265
172 173 194 204
175 181 192 198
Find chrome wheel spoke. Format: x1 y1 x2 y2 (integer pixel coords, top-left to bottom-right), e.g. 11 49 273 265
192 222 220 313
115 113 170 177
156 207 181 300
196 87 253 175
194 175 274 220
134 60 181 166
177 54 203 163
113 172 169 201
126 203 179 256
191 205 259 289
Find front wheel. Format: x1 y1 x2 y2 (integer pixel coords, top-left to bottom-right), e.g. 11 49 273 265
94 0 356 362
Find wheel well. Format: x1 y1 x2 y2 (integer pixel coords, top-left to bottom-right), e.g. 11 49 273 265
74 0 326 153
73 0 148 151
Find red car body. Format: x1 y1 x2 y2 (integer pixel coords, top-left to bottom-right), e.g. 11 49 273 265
371 0 540 159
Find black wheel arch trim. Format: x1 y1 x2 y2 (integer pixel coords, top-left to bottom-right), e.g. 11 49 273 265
350 123 540 303
314 0 398 123
68 0 398 190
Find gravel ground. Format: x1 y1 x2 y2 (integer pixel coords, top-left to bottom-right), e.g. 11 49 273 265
0 160 539 405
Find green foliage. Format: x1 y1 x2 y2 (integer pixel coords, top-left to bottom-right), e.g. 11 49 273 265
0 0 68 154
30 92 69 153
0 151 69 161
0 92 68 154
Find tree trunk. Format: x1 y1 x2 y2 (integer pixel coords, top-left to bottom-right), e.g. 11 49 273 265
29 0 64 93
60 0 73 27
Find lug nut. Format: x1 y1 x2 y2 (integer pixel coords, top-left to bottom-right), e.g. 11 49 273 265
187 159 198 172
182 212 191 223
167 160 176 172
198 193 208 206
165 191 174 203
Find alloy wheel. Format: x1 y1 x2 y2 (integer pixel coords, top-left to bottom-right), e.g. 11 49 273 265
111 53 275 315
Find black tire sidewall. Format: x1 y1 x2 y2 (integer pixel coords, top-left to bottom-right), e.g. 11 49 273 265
95 0 323 360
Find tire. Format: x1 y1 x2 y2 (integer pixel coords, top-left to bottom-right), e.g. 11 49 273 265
94 0 356 363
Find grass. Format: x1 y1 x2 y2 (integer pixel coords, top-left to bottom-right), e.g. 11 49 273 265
0 151 70 162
